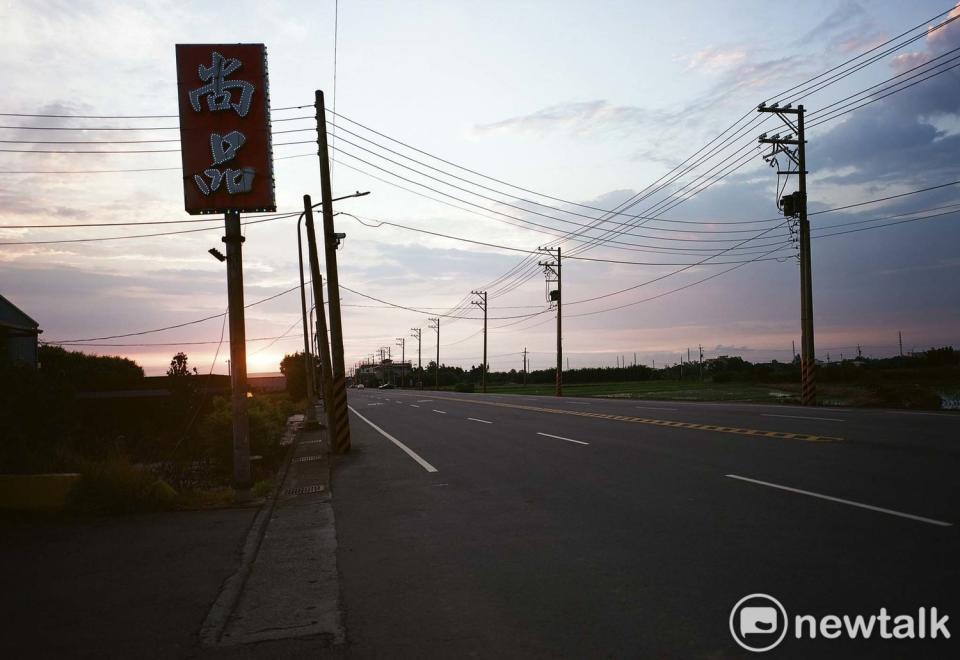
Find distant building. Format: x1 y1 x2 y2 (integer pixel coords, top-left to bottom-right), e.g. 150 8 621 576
355 359 413 387
249 372 287 393
0 294 41 368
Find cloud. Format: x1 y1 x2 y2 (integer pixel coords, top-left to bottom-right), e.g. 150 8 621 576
474 100 665 137
813 7 960 185
797 1 883 53
682 47 748 75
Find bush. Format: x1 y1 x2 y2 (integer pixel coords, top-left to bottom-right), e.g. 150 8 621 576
69 459 178 514
454 382 475 393
196 394 294 473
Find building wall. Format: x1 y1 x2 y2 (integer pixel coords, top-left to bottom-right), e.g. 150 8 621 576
0 327 38 369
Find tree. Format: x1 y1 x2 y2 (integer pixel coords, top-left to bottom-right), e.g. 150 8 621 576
38 345 144 390
280 352 307 400
167 351 196 378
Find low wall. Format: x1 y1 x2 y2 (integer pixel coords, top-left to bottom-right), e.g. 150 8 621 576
0 473 81 511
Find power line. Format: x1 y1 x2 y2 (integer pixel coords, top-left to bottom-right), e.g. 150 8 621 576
0 138 315 154
341 212 794 265
1 209 298 229
0 212 300 245
0 150 315 174
0 104 309 120
50 283 306 343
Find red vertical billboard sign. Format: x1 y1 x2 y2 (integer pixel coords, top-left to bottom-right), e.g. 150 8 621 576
175 44 276 215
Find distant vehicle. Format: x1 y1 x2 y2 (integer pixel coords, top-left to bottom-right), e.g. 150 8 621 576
378 383 395 389
356 383 365 389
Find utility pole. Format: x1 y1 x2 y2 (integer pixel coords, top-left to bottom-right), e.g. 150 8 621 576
792 340 797 362
410 327 422 389
396 337 405 387
899 331 903 357
296 212 318 429
522 347 528 386
303 196 335 435
471 290 488 393
538 246 562 396
223 211 251 496
428 317 440 389
699 344 704 381
316 89 351 453
634 352 637 367
679 353 683 381
759 102 816 406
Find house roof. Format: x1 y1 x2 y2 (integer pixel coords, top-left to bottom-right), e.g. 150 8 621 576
0 294 40 332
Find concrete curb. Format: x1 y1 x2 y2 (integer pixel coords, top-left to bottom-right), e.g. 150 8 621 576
198 416 304 647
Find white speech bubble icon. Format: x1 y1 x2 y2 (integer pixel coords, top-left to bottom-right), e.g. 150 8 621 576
730 594 788 653
740 606 778 634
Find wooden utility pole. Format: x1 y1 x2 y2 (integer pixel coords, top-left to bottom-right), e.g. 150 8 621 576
396 337 406 387
410 327 422 389
759 102 816 405
224 211 251 493
428 317 440 389
523 347 527 386
297 213 318 428
303 196 335 433
316 89 351 453
471 290 488 393
538 247 562 396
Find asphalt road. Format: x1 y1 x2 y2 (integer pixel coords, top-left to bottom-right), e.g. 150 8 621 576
333 389 960 658
0 507 258 660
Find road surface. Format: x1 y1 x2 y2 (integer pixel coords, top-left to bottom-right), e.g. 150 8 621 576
333 389 959 658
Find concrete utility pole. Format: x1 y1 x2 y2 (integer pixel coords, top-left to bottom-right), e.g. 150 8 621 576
428 317 440 389
699 344 704 381
223 211 251 495
410 327 422 389
522 347 528 386
303 196 335 434
396 337 405 387
471 290 488 393
759 102 816 405
296 212 318 428
316 89 351 453
538 247 562 397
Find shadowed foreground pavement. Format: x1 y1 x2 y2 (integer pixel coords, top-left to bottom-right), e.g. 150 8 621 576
0 507 256 659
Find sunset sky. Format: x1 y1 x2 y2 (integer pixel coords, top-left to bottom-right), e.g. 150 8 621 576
1 0 958 376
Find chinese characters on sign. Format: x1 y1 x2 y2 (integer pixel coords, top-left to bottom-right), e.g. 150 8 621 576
175 44 276 214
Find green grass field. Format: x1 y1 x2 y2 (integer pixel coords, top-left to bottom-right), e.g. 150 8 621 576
476 380 958 409
484 380 798 403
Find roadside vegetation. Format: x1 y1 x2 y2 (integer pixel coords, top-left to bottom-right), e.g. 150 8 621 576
381 348 959 410
1 346 298 513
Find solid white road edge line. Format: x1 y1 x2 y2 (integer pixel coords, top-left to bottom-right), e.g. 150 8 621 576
725 474 952 527
762 413 845 422
536 432 589 446
348 405 438 473
467 418 492 424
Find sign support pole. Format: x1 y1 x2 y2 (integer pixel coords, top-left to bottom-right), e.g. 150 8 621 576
224 210 251 495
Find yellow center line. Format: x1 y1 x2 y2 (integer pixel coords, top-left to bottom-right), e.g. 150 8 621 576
430 396 843 443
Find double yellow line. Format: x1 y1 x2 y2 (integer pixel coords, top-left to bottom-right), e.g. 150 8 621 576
432 396 843 443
